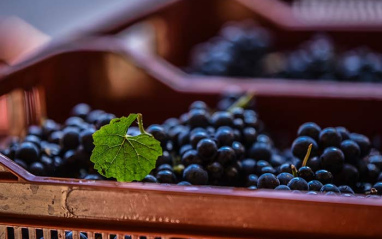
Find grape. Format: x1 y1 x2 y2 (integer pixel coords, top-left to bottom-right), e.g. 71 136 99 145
188 109 210 128
297 122 321 141
340 140 361 164
320 184 340 193
190 131 208 148
257 173 280 189
27 125 43 138
319 128 342 149
156 170 177 184
215 127 235 147
320 147 345 174
177 181 192 186
298 166 315 182
15 142 39 163
248 142 272 162
350 133 371 157
60 127 80 150
308 180 323 191
287 177 308 191
183 164 208 185
275 185 290 191
211 111 233 128
315 169 333 184
142 175 158 183
196 138 218 163
207 162 224 180
291 136 318 160
338 185 355 195
277 172 294 185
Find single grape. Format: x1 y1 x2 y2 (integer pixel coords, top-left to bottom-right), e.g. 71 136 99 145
320 147 345 174
277 172 294 185
297 122 321 141
275 185 291 190
308 180 323 191
315 169 333 184
319 127 342 148
287 177 308 191
257 173 280 189
183 164 208 185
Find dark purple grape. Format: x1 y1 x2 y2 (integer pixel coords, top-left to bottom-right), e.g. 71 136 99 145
207 162 224 179
257 173 280 189
248 142 272 162
142 175 158 183
308 180 323 191
297 122 321 141
183 164 208 185
338 185 355 194
298 166 315 182
287 177 308 191
277 172 294 185
291 136 318 160
15 142 39 163
320 184 340 193
71 103 91 119
320 147 345 174
188 109 210 128
319 127 342 149
156 170 177 184
189 101 208 111
340 140 360 164
350 133 371 157
60 127 80 150
315 169 333 184
275 185 291 191
215 127 234 147
197 138 218 163
181 150 202 167
29 162 45 176
211 111 233 128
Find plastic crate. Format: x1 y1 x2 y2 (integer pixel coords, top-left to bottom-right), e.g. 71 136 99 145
79 0 382 100
0 35 382 238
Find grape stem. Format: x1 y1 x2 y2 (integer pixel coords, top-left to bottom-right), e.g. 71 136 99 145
302 144 313 167
137 113 147 134
227 92 255 112
291 164 298 177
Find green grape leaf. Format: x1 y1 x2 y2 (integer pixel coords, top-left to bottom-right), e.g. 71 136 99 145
90 114 162 182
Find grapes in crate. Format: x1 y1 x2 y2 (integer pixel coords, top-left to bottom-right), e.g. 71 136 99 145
188 20 382 83
1 93 381 198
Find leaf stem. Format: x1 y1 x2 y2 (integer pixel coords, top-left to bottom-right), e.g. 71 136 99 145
302 144 313 167
227 92 255 112
137 113 147 134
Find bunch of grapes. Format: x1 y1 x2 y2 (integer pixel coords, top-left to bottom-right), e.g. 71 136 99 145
189 21 382 83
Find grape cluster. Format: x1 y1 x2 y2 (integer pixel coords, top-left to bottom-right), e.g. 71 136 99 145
289 123 382 196
1 104 113 180
189 21 382 82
